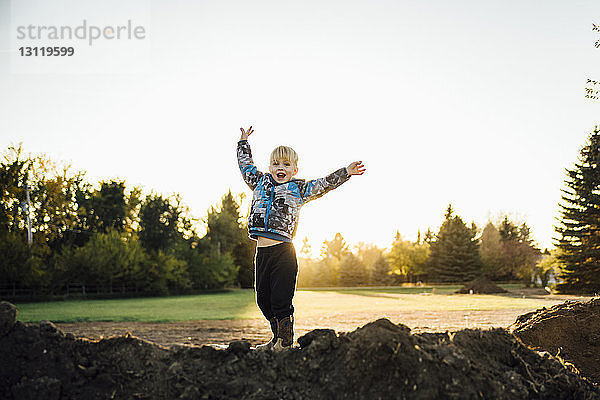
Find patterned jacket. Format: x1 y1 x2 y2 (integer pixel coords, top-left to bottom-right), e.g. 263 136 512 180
237 140 351 242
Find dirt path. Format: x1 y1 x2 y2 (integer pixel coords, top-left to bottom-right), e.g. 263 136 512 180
56 290 591 348
57 308 537 347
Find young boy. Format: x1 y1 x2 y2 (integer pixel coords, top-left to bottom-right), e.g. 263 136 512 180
237 126 365 350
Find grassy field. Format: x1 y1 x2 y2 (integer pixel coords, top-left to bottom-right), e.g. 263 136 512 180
12 284 567 323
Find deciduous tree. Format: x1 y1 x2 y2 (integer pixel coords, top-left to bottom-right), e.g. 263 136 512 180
480 222 505 279
139 193 181 252
388 232 429 283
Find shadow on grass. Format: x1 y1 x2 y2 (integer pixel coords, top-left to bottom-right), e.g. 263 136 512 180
303 286 464 298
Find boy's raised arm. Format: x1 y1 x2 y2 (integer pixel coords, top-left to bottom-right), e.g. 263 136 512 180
237 126 263 190
301 161 365 203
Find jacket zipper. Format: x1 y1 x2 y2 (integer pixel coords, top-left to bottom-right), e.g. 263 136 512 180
264 186 274 231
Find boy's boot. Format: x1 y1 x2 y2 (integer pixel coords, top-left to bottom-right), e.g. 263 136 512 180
272 315 294 351
255 317 278 351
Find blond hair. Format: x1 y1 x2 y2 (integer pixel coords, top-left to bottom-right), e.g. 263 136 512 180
270 145 298 167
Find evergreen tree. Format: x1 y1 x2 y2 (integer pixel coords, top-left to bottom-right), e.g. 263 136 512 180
338 253 368 287
498 216 519 242
423 228 435 244
206 192 241 254
299 237 312 259
370 254 392 285
311 259 337 287
297 237 316 287
318 232 350 286
206 191 255 288
480 216 540 283
355 242 383 281
320 232 350 261
297 257 318 288
500 219 540 285
426 204 482 282
556 127 600 293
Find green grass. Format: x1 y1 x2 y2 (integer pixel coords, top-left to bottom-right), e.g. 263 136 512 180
13 284 562 323
15 290 259 323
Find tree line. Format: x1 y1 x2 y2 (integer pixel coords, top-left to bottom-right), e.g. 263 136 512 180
298 126 600 294
0 144 254 299
296 205 548 288
3 125 600 297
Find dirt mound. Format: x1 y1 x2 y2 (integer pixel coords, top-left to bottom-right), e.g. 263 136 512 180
456 276 508 294
511 298 600 385
1 308 598 399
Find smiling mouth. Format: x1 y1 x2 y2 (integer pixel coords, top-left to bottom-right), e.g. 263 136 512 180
276 172 286 179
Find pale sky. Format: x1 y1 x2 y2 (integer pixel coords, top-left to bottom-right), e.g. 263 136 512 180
1 0 599 255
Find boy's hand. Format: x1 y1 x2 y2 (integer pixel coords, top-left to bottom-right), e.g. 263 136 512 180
240 126 254 141
346 161 366 176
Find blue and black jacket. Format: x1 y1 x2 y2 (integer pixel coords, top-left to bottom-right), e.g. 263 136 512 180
237 140 351 242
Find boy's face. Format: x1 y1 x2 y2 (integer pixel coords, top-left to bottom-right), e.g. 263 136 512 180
269 158 298 184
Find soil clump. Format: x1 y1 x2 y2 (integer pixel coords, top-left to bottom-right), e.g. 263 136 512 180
456 276 509 294
511 298 600 385
1 301 598 399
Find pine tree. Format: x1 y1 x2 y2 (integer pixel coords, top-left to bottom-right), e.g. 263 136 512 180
355 242 383 280
311 259 338 286
481 217 540 283
338 253 368 287
426 204 482 282
297 237 316 287
320 232 350 261
556 127 600 293
498 216 519 242
370 254 391 285
423 228 435 244
206 191 256 288
299 237 312 259
500 219 540 285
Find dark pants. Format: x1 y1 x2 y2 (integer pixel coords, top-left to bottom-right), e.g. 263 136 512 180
255 242 298 321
